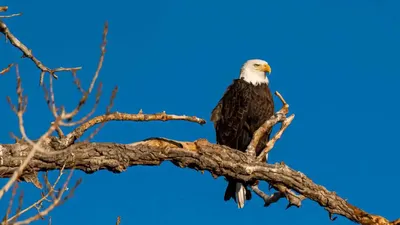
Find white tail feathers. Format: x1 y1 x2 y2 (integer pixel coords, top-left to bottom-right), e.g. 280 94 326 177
235 183 246 209
233 154 268 209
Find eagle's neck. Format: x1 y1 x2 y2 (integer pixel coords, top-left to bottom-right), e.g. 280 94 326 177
239 68 269 85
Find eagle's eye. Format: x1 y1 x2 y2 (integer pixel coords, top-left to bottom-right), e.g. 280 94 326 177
253 63 260 67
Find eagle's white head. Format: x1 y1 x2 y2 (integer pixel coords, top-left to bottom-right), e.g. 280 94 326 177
239 59 271 85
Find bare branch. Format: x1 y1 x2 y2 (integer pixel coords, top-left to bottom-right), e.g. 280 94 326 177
246 91 289 157
59 81 102 126
256 114 295 162
71 70 85 94
58 111 205 148
11 170 80 225
50 21 108 123
0 6 396 225
84 86 118 142
116 216 121 225
0 13 22 18
243 91 297 210
51 122 65 138
0 68 62 200
0 63 13 75
2 183 18 222
0 139 397 225
250 184 285 206
6 164 69 223
250 182 305 208
275 91 288 106
0 20 81 85
88 21 108 94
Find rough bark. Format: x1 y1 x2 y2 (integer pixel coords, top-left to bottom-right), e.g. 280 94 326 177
0 138 398 225
1 6 398 225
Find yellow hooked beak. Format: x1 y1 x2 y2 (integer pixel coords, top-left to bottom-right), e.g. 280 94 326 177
260 63 271 75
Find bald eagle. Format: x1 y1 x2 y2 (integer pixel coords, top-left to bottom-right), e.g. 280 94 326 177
211 59 275 209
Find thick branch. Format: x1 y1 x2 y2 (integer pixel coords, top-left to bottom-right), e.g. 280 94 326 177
0 139 397 225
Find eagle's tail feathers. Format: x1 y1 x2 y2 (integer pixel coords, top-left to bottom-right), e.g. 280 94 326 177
246 186 252 200
224 181 236 201
235 183 246 209
225 181 251 208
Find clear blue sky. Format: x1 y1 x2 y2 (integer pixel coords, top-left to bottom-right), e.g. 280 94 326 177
0 0 399 224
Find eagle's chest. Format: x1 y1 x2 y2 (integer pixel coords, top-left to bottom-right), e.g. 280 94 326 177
248 85 270 106
246 85 273 119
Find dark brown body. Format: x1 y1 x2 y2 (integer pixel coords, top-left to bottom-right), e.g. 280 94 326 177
211 78 274 203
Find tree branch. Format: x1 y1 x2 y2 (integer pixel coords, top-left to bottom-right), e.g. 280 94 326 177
0 13 22 18
1 6 397 225
244 91 300 209
0 19 81 85
246 91 291 158
256 114 294 162
47 111 206 149
0 138 397 225
0 63 13 75
250 184 285 207
0 6 8 12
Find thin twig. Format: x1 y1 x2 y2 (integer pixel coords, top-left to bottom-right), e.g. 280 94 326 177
0 20 81 85
116 216 121 225
8 162 79 224
60 82 102 126
47 74 58 118
62 21 108 121
246 91 289 157
0 63 13 75
2 183 18 223
52 21 109 122
51 122 65 138
71 70 85 94
0 13 22 18
275 91 287 106
0 67 62 200
10 190 24 224
88 21 108 94
256 114 295 162
12 169 80 225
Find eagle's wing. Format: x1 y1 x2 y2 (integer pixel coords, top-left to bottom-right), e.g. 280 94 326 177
210 82 232 124
211 80 251 150
210 99 223 128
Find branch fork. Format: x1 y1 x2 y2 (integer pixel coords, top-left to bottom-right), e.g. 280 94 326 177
1 6 398 225
245 91 301 208
0 14 81 85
